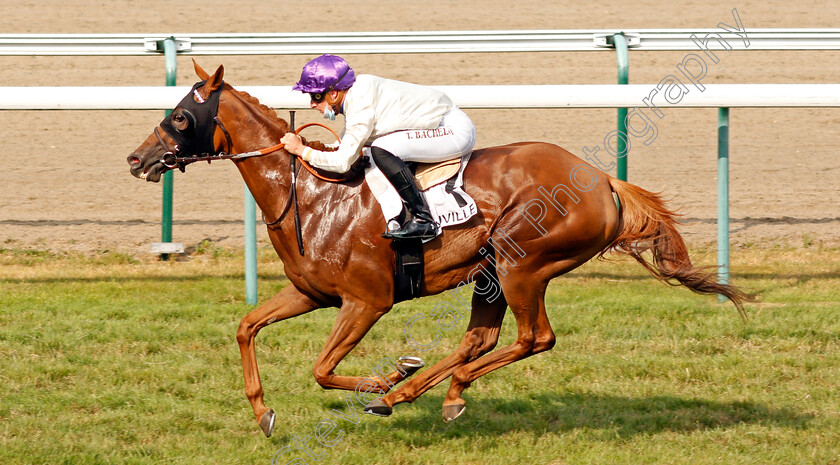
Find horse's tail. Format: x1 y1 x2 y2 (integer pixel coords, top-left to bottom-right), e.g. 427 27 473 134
604 177 749 318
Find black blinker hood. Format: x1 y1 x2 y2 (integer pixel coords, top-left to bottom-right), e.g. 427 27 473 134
159 80 224 156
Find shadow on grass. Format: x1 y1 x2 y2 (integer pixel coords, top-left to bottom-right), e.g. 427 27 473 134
386 391 811 442
0 273 288 285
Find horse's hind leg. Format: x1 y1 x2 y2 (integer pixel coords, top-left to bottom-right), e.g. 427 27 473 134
442 275 555 422
369 271 508 416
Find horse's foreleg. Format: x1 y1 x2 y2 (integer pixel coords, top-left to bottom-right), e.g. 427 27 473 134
309 300 399 392
369 273 508 416
236 285 319 437
442 281 555 422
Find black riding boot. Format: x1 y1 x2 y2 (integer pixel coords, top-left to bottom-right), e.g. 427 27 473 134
371 147 439 241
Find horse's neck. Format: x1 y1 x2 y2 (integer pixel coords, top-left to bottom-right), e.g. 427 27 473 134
224 90 377 258
228 150 292 231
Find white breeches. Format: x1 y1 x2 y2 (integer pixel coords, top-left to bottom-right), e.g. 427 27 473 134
370 107 476 163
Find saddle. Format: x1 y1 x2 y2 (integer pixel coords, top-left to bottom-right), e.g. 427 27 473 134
414 158 462 190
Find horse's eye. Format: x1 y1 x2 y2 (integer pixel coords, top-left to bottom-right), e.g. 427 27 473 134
173 114 186 123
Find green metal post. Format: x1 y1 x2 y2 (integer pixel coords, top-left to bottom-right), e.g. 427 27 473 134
613 33 629 181
161 37 177 260
717 108 730 302
245 184 258 305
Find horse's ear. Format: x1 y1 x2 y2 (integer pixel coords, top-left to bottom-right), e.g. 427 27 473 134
204 64 225 93
193 59 210 80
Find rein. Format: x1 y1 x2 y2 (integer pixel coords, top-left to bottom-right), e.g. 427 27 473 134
156 120 347 183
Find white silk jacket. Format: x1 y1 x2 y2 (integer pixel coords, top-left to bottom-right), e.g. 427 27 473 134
300 74 454 173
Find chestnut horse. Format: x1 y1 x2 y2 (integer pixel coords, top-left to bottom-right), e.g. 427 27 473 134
127 63 747 437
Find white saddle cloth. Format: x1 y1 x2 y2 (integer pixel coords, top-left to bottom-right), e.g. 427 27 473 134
364 149 477 240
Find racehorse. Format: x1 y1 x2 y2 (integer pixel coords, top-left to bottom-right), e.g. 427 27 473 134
127 62 748 437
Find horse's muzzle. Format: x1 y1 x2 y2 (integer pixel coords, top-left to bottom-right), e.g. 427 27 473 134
127 154 166 183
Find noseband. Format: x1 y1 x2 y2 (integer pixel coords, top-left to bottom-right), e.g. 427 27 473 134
153 122 234 172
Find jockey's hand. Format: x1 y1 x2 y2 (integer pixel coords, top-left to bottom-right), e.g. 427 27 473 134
281 133 305 156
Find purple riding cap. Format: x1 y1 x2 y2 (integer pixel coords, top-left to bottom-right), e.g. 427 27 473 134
292 54 356 94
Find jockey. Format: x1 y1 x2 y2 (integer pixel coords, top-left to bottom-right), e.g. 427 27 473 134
280 54 476 241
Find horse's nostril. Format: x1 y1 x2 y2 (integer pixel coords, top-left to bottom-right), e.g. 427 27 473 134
128 156 141 167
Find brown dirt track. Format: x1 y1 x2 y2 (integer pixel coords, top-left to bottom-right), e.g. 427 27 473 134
1 0 838 255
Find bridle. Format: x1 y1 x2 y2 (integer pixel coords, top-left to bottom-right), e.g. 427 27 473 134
153 120 236 172
152 81 346 256
152 106 343 181
152 122 285 172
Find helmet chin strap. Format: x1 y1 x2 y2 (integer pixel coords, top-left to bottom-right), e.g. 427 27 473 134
325 90 344 115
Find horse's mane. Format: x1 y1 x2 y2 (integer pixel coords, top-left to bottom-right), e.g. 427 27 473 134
227 84 290 133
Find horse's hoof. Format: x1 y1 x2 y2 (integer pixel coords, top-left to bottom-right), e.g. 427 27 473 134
398 356 425 377
259 409 276 437
442 402 466 423
363 399 393 417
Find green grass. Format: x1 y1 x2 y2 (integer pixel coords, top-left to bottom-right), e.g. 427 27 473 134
1 247 839 464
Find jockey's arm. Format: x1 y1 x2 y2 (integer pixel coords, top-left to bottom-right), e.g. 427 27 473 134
298 103 376 173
